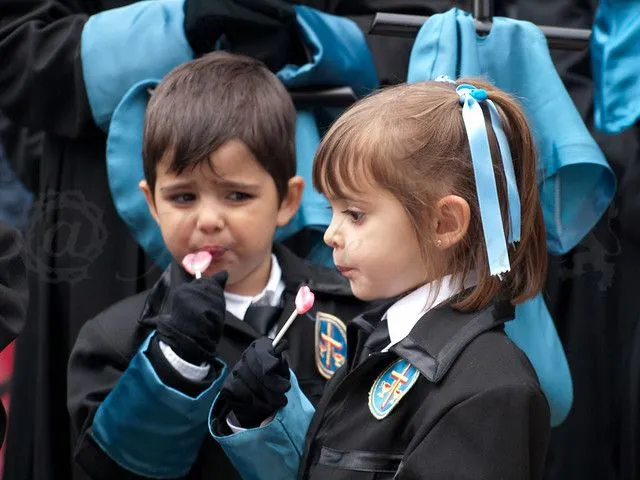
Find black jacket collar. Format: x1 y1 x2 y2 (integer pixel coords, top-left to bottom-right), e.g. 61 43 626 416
391 297 515 383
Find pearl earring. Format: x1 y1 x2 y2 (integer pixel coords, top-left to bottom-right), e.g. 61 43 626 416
435 239 442 247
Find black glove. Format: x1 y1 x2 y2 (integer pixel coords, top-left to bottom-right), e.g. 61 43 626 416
156 270 228 365
183 0 306 71
221 337 291 428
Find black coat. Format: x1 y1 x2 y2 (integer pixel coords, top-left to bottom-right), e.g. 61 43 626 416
299 299 550 479
0 1 163 479
68 244 367 480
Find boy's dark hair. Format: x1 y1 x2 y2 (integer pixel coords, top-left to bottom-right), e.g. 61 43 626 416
143 51 296 201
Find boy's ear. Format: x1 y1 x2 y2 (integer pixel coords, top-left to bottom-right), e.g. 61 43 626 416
276 176 304 227
433 194 470 249
139 180 160 224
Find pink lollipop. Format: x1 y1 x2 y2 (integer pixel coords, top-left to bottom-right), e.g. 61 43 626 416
182 251 213 279
272 286 315 347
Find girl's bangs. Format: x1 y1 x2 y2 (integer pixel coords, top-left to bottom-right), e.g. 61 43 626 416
313 118 391 199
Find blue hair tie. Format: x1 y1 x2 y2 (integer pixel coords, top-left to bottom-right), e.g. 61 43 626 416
455 84 521 277
457 83 488 102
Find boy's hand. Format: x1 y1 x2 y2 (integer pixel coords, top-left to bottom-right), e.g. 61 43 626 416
183 0 304 72
156 271 228 365
221 337 291 428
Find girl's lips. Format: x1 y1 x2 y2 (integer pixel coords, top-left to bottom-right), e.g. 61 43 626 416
336 265 355 274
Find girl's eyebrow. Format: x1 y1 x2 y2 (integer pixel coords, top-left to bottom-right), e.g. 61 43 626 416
336 194 373 207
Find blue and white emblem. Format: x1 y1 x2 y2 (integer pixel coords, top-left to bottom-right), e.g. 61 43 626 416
315 312 347 379
368 359 420 420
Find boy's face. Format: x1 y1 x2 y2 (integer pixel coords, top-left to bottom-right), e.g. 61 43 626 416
323 184 428 301
141 140 303 296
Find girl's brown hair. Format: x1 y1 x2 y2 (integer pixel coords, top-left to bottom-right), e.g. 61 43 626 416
313 79 547 311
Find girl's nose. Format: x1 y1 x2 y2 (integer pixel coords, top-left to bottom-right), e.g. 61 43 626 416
323 218 343 249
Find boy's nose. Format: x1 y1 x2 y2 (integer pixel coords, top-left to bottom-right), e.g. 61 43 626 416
196 203 225 232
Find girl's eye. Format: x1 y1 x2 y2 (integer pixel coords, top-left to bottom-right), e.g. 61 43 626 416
228 192 253 202
342 208 365 224
170 193 196 204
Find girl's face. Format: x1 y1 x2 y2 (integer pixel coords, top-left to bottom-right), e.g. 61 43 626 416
324 184 430 301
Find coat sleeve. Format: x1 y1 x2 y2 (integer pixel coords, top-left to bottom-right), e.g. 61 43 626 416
68 317 227 479
210 370 315 480
0 0 193 137
0 221 28 350
0 0 92 137
397 384 551 479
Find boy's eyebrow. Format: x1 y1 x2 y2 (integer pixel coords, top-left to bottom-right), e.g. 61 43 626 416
158 179 260 192
212 179 261 190
159 181 195 192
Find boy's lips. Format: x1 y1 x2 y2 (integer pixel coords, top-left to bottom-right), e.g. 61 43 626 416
199 246 229 259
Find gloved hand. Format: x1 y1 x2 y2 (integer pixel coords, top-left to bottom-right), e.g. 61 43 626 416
220 337 291 428
183 0 306 71
156 270 228 365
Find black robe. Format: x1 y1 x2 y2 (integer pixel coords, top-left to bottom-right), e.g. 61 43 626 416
0 1 162 479
514 1 640 479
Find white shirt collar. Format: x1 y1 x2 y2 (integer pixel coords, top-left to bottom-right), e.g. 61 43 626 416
224 254 285 320
383 273 475 350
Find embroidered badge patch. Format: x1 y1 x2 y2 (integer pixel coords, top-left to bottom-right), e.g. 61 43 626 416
368 359 420 420
315 312 347 379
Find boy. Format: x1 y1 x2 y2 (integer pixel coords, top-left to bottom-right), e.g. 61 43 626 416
67 52 365 480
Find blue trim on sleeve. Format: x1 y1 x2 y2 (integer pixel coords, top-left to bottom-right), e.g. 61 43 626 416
91 334 227 478
211 370 314 480
592 0 640 134
507 295 573 426
81 0 193 130
105 80 173 268
280 6 378 96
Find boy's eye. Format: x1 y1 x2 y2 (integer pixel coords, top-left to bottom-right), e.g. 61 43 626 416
342 208 365 224
170 193 196 204
228 192 253 202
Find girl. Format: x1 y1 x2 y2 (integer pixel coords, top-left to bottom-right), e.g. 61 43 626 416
210 78 551 479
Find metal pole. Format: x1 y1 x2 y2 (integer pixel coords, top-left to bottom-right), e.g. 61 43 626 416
369 12 591 51
289 86 357 108
473 0 493 22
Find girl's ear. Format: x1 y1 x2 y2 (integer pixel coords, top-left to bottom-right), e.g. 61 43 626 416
433 195 470 249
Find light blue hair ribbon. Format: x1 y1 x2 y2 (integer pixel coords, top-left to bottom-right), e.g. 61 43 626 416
456 83 521 276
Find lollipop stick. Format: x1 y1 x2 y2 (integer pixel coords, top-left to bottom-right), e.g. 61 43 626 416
195 270 202 280
272 310 298 347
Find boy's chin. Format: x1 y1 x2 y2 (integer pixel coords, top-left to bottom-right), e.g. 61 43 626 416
201 264 231 281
